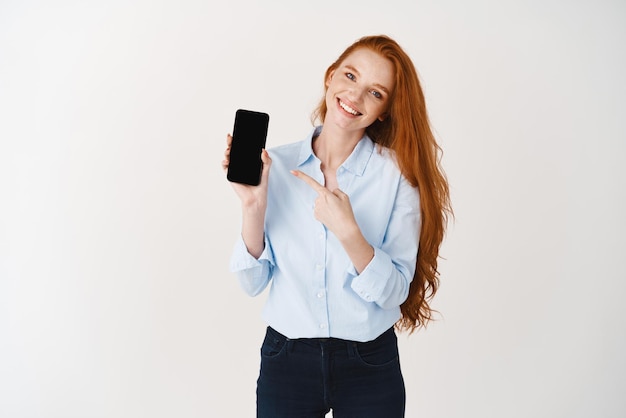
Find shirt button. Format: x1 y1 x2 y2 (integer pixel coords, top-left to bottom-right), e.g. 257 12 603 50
316 263 323 271
319 323 327 329
317 291 324 298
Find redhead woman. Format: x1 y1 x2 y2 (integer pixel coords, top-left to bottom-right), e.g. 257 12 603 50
223 34 451 418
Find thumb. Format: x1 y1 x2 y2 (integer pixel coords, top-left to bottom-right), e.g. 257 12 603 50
260 149 272 179
332 188 348 199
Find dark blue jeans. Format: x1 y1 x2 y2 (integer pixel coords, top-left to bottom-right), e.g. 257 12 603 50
257 326 406 418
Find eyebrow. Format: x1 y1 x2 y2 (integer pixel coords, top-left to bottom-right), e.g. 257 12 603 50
344 65 391 95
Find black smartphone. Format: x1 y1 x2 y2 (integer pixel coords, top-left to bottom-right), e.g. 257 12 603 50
227 109 270 186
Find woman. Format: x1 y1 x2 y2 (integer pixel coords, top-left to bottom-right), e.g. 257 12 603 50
223 34 451 418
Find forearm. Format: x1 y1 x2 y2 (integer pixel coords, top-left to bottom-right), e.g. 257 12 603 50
338 224 375 274
241 202 266 259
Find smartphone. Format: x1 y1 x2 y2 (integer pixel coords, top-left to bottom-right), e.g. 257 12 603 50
227 109 270 186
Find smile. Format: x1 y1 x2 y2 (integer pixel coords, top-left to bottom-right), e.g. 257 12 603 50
338 99 361 116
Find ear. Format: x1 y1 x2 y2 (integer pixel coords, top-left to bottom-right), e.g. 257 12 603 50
377 113 388 122
325 69 335 88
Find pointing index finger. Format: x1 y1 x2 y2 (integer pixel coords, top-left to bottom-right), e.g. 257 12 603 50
291 170 326 193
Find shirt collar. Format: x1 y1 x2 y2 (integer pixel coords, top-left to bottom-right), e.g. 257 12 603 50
297 126 375 177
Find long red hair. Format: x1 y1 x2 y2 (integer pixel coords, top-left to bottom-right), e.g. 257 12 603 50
312 35 452 333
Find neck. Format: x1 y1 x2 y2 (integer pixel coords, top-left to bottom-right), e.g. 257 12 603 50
314 125 364 171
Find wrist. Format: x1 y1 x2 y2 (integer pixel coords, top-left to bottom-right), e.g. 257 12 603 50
336 221 361 243
340 228 374 274
241 197 267 213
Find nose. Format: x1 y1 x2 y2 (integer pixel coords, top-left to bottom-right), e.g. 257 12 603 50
347 86 367 104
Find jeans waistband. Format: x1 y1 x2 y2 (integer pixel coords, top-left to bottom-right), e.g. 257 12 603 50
266 326 395 345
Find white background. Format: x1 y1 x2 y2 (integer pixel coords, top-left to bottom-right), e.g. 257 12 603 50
1 1 625 417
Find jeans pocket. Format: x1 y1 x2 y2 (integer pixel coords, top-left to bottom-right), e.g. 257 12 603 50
260 328 288 359
354 329 399 368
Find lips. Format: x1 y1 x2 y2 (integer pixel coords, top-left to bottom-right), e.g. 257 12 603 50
338 98 361 116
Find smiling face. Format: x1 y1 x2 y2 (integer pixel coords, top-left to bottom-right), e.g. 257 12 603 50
323 47 395 135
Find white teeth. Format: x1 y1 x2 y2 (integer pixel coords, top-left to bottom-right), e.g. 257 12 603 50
339 100 359 116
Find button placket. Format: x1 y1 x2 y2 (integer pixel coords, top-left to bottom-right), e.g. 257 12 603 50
313 223 329 336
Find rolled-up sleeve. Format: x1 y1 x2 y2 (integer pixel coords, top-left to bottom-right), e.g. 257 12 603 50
350 176 421 309
229 235 275 297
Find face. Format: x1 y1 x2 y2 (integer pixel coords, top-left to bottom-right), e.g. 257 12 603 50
324 48 395 134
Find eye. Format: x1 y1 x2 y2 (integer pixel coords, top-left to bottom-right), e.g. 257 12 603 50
346 72 355 81
370 90 383 99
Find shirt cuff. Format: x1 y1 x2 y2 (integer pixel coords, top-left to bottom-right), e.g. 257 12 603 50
229 235 274 273
349 247 393 303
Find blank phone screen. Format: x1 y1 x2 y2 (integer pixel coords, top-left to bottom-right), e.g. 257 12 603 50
227 109 269 186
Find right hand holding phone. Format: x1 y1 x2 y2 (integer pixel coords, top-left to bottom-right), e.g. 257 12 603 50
222 133 272 210
223 133 271 258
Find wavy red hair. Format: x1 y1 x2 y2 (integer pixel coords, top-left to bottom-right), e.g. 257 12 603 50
312 35 452 333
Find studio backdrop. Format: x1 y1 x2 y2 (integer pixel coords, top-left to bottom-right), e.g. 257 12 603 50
1 1 624 417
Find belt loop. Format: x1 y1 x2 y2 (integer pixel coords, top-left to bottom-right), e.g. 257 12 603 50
347 341 357 359
286 338 294 355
